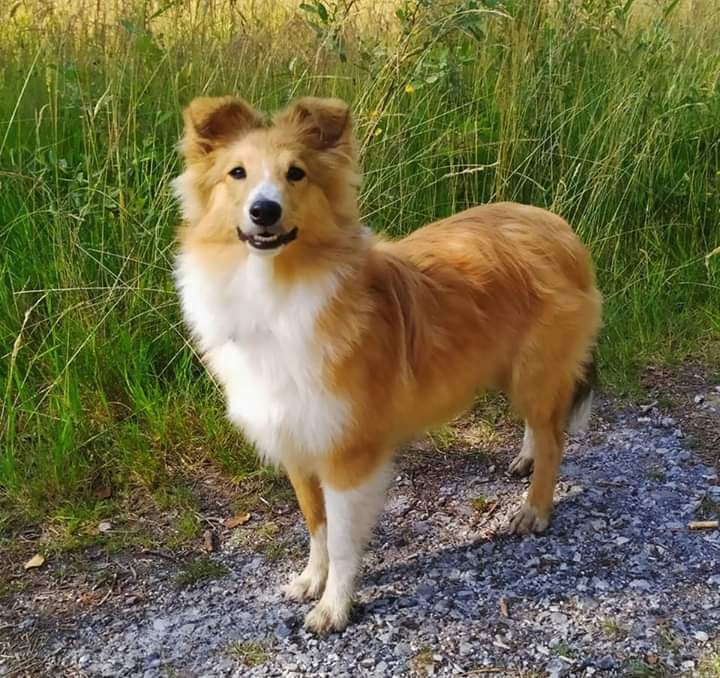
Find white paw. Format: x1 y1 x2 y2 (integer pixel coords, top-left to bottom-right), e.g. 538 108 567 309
304 596 351 634
509 501 551 535
281 569 326 601
508 452 534 477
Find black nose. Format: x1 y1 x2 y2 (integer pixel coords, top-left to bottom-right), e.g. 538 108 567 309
249 200 282 227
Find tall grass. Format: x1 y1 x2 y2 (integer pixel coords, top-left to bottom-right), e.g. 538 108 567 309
1 0 719 529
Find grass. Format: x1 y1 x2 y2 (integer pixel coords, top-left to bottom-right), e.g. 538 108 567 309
427 424 460 452
699 651 720 677
174 557 229 588
624 659 668 677
229 519 295 561
646 469 667 483
1 0 719 532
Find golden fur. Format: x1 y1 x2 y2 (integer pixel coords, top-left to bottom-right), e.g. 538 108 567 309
174 95 602 633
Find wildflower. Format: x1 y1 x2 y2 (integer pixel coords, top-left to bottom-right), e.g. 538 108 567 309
404 83 416 95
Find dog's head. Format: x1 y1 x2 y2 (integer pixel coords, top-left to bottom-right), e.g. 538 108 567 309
174 96 359 257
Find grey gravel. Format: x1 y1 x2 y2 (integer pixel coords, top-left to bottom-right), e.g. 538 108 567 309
2 406 720 677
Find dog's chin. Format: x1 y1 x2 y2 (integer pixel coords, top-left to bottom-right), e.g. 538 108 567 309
237 226 299 256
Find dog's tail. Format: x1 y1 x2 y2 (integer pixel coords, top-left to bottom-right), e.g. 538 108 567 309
567 354 597 435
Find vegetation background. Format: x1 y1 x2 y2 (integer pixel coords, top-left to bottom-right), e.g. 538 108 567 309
1 0 718 541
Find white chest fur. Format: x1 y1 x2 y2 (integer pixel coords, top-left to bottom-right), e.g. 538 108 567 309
174 252 350 465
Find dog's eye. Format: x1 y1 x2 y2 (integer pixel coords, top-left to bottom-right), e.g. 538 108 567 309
286 166 305 182
228 166 246 180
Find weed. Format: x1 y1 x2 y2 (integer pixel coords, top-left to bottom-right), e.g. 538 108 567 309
412 646 435 671
600 617 627 639
227 640 271 666
624 659 663 677
551 641 575 658
658 627 682 653
471 495 488 512
697 495 720 519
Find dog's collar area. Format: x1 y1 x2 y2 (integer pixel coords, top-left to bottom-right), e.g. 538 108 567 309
236 226 299 250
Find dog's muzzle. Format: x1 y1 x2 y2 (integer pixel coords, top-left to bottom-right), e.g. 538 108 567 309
236 226 299 251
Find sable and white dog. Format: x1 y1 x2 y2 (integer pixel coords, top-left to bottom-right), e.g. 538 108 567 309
173 95 602 633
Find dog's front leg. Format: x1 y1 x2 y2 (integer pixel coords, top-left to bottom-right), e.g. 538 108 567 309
304 461 391 634
282 467 328 600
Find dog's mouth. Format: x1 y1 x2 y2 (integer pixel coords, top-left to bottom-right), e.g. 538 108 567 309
236 226 299 251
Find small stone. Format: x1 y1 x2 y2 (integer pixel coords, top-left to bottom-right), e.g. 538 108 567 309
152 619 170 632
615 536 631 546
394 642 411 656
597 655 616 670
694 394 705 404
414 521 430 535
550 612 569 625
629 579 651 591
694 631 709 642
546 657 567 677
98 521 112 533
274 622 291 639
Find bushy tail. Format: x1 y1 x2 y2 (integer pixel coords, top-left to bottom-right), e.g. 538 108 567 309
567 354 597 434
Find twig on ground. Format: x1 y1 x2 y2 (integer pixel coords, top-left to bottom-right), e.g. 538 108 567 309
688 520 719 530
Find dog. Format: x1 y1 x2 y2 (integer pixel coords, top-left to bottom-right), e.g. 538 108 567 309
173 95 602 634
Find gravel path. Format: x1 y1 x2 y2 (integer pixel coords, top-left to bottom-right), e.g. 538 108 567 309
3 406 720 677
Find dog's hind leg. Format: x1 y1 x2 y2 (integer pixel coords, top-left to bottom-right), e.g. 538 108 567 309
508 363 576 535
304 460 392 634
509 415 565 534
508 421 535 477
281 467 328 601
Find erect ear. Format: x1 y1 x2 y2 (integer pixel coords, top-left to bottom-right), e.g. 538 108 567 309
180 96 261 164
274 97 354 155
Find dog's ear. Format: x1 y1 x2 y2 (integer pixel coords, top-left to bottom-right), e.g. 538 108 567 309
181 96 261 164
275 97 354 156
